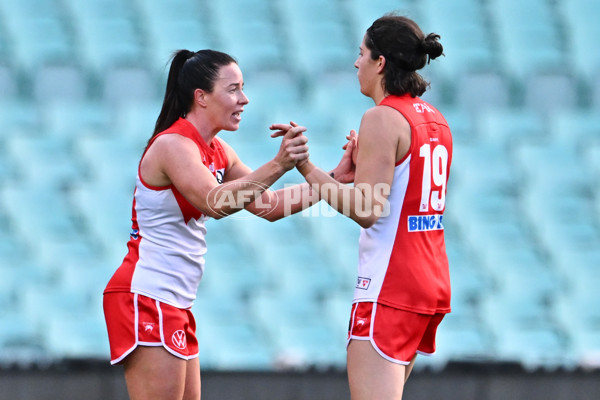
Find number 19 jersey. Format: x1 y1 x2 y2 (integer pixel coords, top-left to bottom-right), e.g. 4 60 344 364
354 94 453 315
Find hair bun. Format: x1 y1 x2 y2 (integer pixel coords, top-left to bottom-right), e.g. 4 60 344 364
419 33 444 61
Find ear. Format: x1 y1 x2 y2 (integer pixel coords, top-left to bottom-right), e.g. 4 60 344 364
194 88 207 107
377 55 386 74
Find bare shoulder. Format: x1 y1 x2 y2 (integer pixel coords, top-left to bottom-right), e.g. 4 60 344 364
150 132 195 152
142 133 197 174
359 105 409 142
360 105 409 136
359 105 411 163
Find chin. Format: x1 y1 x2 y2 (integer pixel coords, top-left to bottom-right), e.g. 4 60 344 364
223 124 240 132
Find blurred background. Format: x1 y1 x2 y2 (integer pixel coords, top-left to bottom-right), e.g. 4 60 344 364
0 0 599 398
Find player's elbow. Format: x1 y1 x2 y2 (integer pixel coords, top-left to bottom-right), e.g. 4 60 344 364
357 216 377 229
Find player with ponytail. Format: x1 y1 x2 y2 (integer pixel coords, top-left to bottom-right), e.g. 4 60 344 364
103 48 354 399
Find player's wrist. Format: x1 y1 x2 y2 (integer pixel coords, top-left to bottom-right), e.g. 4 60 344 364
297 161 315 177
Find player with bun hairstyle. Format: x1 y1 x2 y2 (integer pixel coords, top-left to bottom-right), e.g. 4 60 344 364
103 49 354 400
274 14 452 399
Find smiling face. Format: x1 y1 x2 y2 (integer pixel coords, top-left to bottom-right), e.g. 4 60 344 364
202 62 249 132
355 34 384 101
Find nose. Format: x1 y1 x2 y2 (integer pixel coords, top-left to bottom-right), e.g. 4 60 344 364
240 90 249 105
354 59 359 69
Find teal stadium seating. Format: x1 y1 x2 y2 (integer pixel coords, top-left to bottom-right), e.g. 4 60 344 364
0 0 599 371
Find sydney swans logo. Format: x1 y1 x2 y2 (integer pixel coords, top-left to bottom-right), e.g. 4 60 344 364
206 180 277 219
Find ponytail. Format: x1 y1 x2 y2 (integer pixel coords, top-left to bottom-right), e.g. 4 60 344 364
153 50 196 137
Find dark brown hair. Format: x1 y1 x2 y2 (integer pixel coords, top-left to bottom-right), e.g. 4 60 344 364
365 14 444 97
151 49 237 141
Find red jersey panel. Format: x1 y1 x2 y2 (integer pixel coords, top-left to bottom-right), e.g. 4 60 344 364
104 118 229 308
354 95 452 315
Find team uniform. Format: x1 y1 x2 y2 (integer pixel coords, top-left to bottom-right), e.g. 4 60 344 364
348 94 453 364
103 118 228 364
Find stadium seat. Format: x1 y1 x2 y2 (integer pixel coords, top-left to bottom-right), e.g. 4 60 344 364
68 182 134 260
554 290 600 368
496 326 569 370
448 250 492 304
550 110 600 144
199 241 267 297
524 71 579 116
0 184 81 249
310 71 370 119
1 16 73 73
242 68 303 118
72 17 146 74
435 317 493 363
584 143 600 186
479 292 569 370
419 0 496 81
134 0 205 24
475 108 545 147
560 0 600 81
449 143 517 205
0 310 44 364
40 99 111 139
273 0 355 77
32 64 89 105
0 100 41 134
591 71 600 110
0 65 18 101
102 66 159 106
6 135 85 186
142 19 214 70
248 290 345 368
46 315 109 359
454 70 513 112
211 1 284 72
515 142 589 188
321 290 353 339
110 100 162 146
196 320 274 370
344 0 416 34
487 0 566 79
73 135 141 190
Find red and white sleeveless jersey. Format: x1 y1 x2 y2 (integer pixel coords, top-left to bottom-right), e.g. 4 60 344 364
354 94 452 315
104 118 228 309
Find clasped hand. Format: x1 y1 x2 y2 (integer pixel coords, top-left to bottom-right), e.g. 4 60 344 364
269 121 309 171
270 122 358 183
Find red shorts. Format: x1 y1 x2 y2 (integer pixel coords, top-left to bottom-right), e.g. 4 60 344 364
103 292 199 364
347 302 445 365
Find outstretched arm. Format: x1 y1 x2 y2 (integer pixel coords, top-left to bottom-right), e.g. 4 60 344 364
141 125 309 219
294 106 404 228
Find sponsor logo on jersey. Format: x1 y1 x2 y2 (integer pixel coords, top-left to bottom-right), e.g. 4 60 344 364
209 163 225 184
130 229 139 240
356 277 371 290
171 330 187 350
215 168 225 184
407 215 444 232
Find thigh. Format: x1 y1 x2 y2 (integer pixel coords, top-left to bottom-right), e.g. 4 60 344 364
183 356 201 400
124 346 189 400
347 340 406 400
